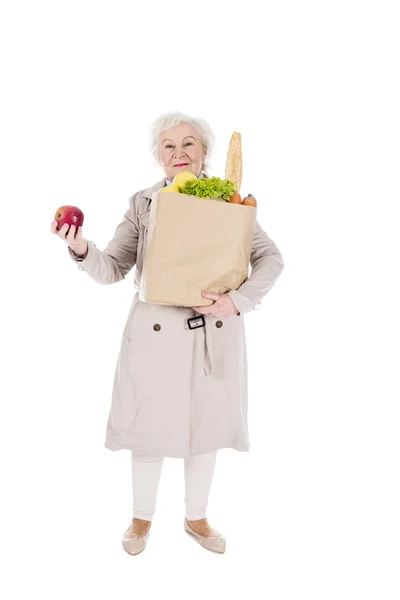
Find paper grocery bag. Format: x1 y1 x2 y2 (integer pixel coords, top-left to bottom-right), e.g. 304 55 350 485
139 191 256 307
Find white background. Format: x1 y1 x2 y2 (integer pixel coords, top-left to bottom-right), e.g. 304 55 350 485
1 1 399 598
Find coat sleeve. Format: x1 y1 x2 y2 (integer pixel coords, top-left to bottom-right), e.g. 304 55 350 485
68 194 139 285
227 219 284 314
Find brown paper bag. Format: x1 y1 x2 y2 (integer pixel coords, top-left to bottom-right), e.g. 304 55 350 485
139 191 256 307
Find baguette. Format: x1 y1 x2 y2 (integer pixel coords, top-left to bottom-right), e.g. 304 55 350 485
225 132 242 194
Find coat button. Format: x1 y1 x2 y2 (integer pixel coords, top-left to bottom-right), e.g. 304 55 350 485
215 320 223 328
153 324 161 331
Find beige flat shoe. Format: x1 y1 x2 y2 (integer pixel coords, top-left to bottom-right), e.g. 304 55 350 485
184 518 226 554
121 523 150 555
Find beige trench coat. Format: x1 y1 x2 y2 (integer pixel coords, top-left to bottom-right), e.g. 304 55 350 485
69 177 284 457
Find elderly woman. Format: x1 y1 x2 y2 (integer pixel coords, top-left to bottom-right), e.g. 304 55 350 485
51 112 284 555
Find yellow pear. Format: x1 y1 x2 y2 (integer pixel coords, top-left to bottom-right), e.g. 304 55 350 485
173 171 197 190
161 185 180 193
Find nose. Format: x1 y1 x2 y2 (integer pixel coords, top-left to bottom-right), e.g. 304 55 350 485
173 146 189 159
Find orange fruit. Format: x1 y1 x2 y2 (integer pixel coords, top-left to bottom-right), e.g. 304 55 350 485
241 194 257 207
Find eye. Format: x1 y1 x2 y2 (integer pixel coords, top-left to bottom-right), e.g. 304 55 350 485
185 142 193 147
165 144 174 149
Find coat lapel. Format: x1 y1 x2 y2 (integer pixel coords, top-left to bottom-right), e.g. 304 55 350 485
138 178 165 229
141 178 167 201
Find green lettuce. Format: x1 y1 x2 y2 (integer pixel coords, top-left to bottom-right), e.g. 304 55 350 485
181 177 236 201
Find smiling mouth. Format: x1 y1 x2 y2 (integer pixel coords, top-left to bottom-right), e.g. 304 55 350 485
174 163 189 167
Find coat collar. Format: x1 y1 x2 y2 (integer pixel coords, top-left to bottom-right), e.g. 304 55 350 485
141 178 168 201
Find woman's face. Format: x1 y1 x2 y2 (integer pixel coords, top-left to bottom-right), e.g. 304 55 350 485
159 122 204 181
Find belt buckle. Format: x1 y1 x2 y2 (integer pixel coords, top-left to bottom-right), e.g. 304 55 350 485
187 315 205 330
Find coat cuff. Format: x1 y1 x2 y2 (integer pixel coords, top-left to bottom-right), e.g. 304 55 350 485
68 241 96 270
227 289 260 315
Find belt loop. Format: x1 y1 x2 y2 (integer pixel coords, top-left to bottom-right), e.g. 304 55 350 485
187 315 205 330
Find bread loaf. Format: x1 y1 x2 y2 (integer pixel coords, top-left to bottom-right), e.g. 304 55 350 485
225 132 242 194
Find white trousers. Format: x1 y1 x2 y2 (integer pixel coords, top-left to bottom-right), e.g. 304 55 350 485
131 450 217 521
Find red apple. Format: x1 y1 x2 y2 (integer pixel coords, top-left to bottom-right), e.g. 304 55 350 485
54 205 84 231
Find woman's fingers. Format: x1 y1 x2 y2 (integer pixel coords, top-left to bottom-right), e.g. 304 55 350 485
75 225 83 241
51 222 79 239
50 220 66 235
51 221 70 240
66 224 76 244
51 220 85 254
51 220 63 235
59 223 70 240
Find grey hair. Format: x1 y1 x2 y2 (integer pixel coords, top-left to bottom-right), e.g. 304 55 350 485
150 111 215 173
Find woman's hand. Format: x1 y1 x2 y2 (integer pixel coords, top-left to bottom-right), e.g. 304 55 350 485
51 221 88 256
193 291 239 318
